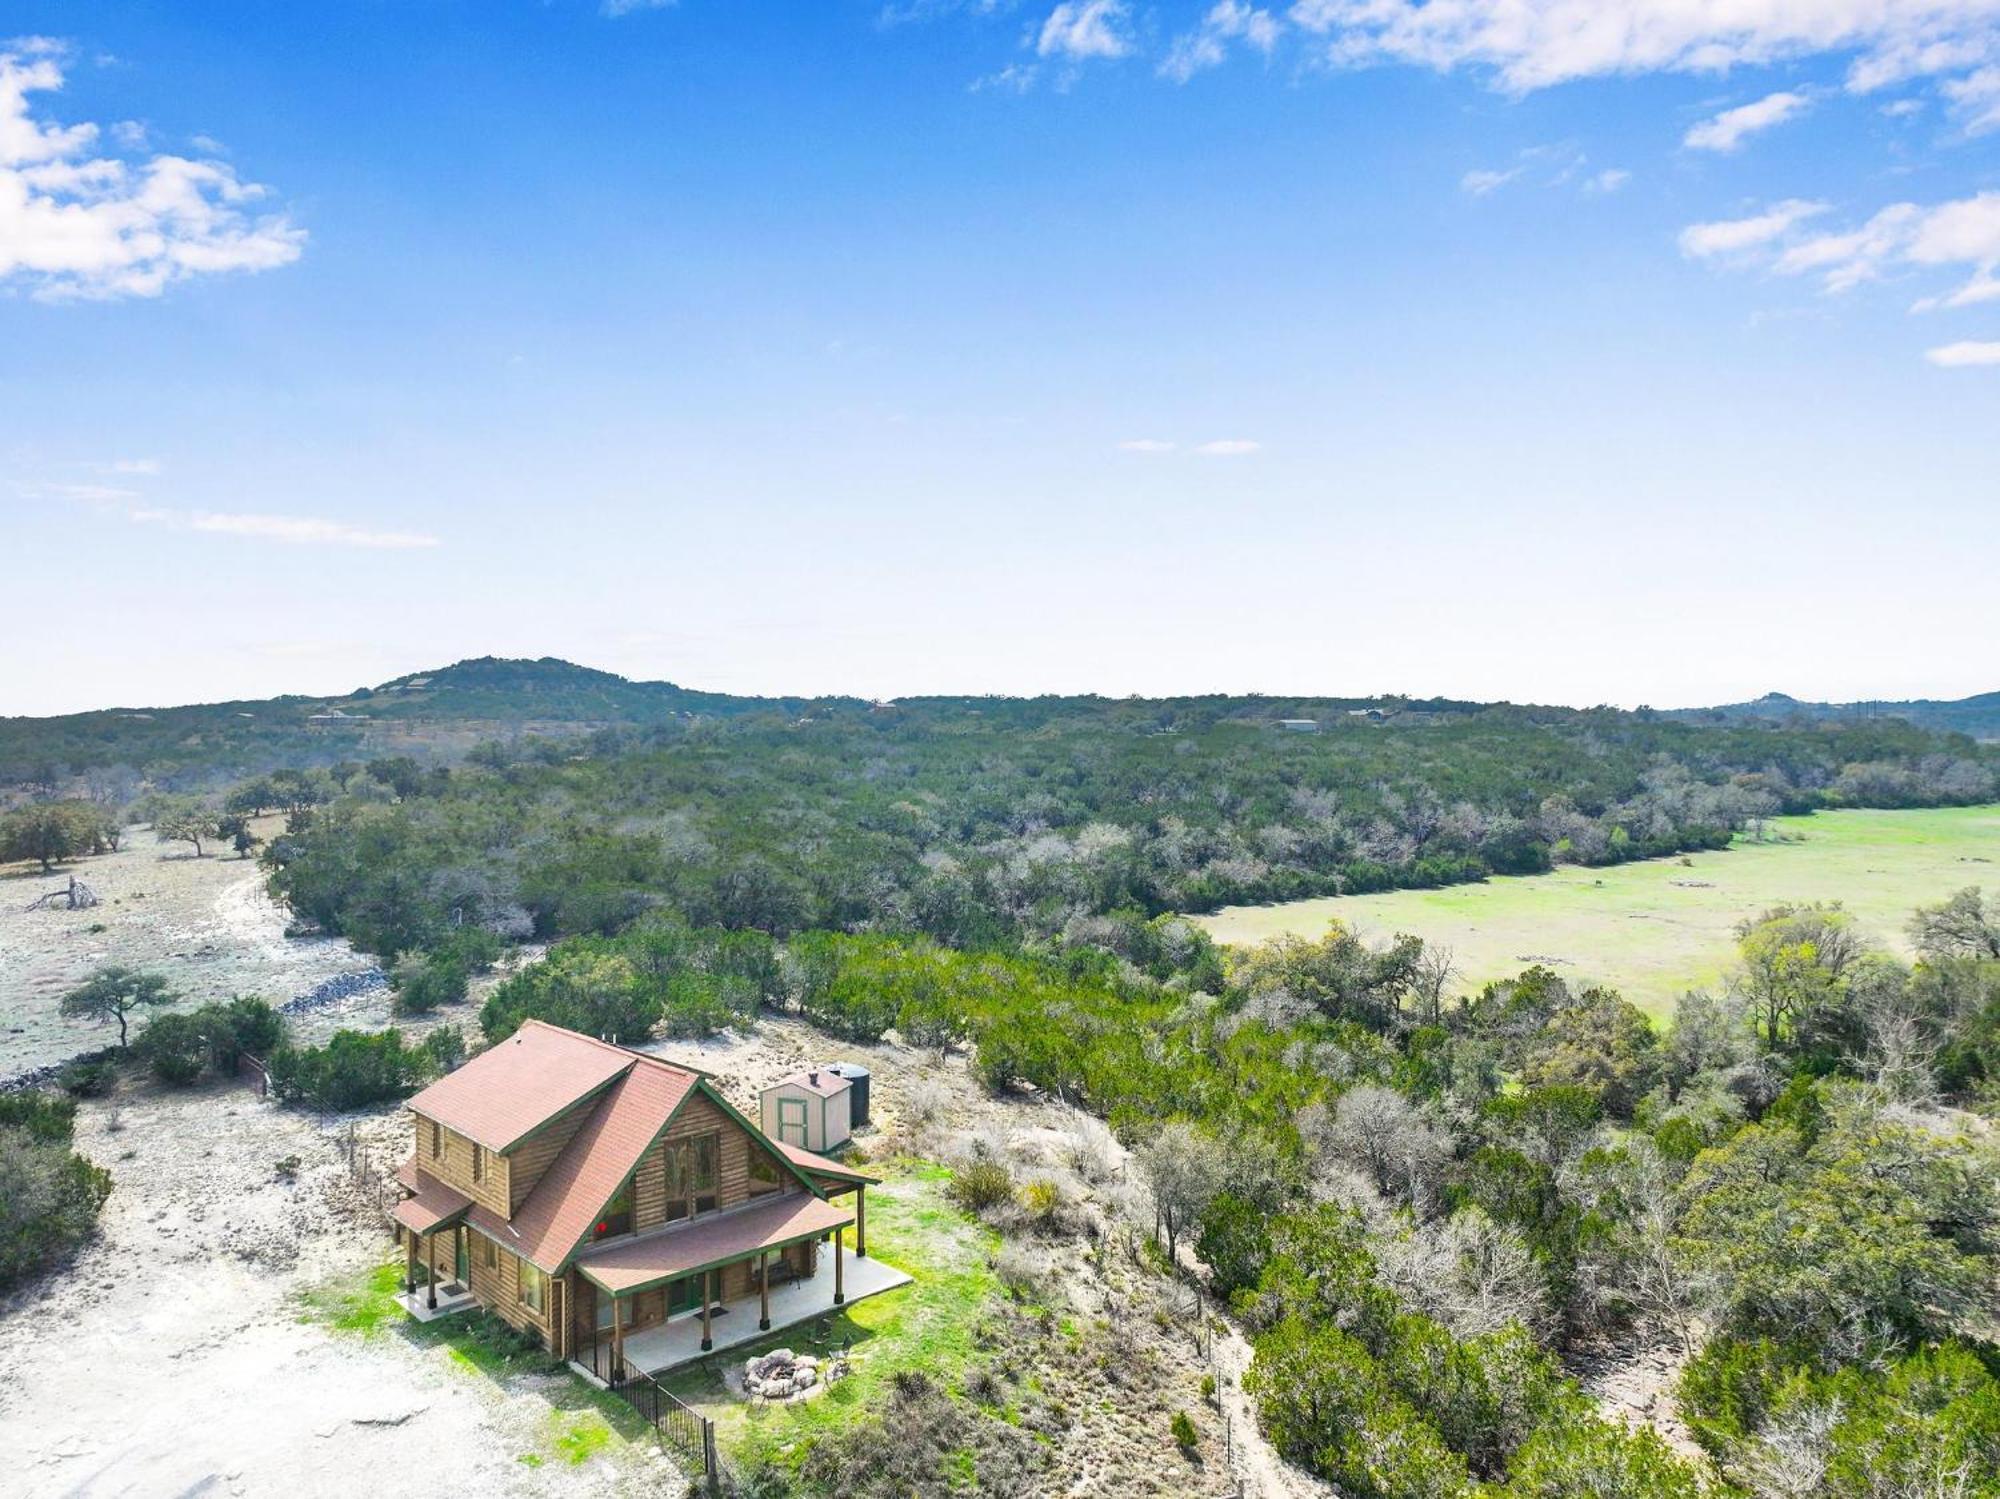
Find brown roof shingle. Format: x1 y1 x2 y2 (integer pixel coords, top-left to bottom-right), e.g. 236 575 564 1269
391 1169 473 1235
575 1193 855 1296
494 1056 697 1273
775 1139 880 1185
404 1019 635 1153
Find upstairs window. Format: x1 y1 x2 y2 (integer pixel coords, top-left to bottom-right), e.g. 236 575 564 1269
429 1120 442 1160
747 1148 784 1198
471 1143 485 1184
593 1182 632 1241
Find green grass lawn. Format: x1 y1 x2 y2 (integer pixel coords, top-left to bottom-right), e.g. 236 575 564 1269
1191 805 2000 1018
659 1158 1000 1475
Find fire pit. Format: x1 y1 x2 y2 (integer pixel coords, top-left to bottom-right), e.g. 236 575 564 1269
742 1347 835 1401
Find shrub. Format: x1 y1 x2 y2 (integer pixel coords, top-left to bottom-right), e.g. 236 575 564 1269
948 1160 1014 1213
58 1057 116 1098
138 1013 208 1086
1200 1373 1216 1404
421 1024 466 1073
0 1094 112 1291
267 1028 436 1111
1170 1410 1198 1451
392 950 468 1014
1018 1177 1065 1230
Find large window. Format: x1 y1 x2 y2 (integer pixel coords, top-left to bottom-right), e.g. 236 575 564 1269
663 1133 722 1221
519 1260 545 1314
593 1182 632 1241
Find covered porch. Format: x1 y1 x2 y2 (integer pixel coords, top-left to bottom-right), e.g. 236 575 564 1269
390 1170 477 1320
570 1192 908 1381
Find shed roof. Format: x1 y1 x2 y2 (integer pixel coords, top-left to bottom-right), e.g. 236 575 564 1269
575 1193 854 1296
404 1020 637 1153
771 1067 850 1098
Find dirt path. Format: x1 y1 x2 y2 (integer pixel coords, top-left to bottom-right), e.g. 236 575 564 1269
0 1080 674 1499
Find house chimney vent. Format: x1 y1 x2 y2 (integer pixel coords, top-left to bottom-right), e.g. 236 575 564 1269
808 1070 819 1086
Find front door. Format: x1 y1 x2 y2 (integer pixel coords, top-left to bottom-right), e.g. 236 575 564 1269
454 1229 470 1288
667 1275 701 1318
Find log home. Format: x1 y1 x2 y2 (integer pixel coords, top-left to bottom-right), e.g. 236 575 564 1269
390 1020 902 1381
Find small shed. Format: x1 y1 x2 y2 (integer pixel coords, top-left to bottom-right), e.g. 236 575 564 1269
759 1067 853 1153
823 1062 871 1126
1276 718 1319 733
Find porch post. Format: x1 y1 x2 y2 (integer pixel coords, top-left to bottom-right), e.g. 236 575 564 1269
700 1269 714 1352
855 1186 867 1258
426 1231 438 1310
404 1228 417 1297
759 1250 771 1331
833 1227 845 1306
611 1291 626 1386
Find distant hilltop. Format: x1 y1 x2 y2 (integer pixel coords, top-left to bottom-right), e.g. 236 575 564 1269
1671 688 2000 742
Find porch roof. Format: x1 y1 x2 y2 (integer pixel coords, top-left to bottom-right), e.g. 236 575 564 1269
776 1139 881 1186
574 1193 854 1298
392 1169 472 1236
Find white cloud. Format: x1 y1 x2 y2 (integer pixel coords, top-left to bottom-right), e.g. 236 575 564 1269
1925 338 2000 364
1460 166 1519 196
601 0 677 15
1586 167 1632 193
1161 1 1282 82
1684 90 1811 151
102 457 161 475
1678 199 1827 259
1037 0 1131 60
1194 438 1261 455
1684 189 2000 310
971 62 1040 92
1286 0 2000 97
1944 64 2000 129
0 45 304 300
1117 438 1177 451
173 511 442 548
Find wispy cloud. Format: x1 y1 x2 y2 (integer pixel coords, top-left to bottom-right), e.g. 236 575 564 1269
600 0 677 15
1684 90 1811 152
168 511 442 548
1460 167 1519 196
1678 199 1827 260
1585 168 1631 194
1925 339 2000 366
1037 0 1130 60
1160 1 1280 83
0 43 304 300
1194 438 1260 455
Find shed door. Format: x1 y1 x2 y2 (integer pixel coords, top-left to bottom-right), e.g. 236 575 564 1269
777 1096 808 1147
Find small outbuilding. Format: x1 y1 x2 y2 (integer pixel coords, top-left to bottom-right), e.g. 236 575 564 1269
760 1067 853 1154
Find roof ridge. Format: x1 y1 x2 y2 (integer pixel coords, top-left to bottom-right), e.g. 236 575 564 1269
514 1018 700 1080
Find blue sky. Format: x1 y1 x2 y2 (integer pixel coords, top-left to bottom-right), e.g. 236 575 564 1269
3 1 1996 716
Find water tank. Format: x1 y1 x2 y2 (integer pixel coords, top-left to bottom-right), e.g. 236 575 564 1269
826 1062 871 1126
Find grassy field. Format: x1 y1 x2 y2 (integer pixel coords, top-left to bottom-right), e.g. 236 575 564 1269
1191 805 2000 1018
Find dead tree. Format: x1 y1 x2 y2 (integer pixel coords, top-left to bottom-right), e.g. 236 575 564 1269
25 876 100 912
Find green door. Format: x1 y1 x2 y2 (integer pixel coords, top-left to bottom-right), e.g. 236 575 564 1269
667 1275 701 1317
778 1096 808 1147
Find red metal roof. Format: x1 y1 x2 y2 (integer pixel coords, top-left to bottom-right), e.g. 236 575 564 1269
391 1170 472 1235
404 1020 639 1153
774 1067 850 1097
575 1193 855 1296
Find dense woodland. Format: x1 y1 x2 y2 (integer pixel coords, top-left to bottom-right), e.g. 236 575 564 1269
9 658 2000 1493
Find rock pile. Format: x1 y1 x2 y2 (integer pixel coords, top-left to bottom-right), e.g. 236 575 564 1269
280 969 387 1016
743 1348 826 1401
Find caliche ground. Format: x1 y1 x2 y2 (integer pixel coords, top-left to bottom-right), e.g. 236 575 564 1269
0 1077 677 1499
0 820 377 1079
1192 805 2000 1017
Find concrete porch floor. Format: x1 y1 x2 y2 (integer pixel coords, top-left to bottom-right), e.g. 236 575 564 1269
614 1255 911 1376
396 1281 478 1322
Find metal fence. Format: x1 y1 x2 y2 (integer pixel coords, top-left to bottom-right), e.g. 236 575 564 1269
620 1366 719 1488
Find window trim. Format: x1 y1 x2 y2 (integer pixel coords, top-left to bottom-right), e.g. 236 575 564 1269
519 1259 545 1314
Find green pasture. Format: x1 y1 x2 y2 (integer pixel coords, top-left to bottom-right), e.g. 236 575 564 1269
1191 806 2000 1018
